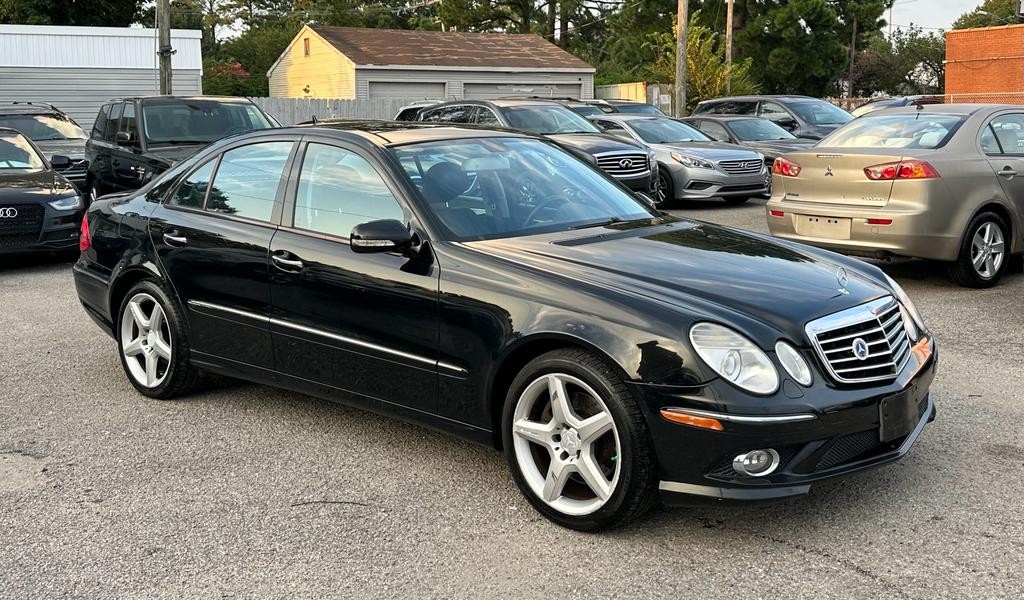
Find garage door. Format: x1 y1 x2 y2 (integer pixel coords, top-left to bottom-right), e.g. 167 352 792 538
463 83 582 100
367 81 445 99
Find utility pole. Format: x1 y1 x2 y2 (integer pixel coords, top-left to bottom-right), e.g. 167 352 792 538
847 14 857 101
675 0 688 117
725 0 734 93
157 0 172 95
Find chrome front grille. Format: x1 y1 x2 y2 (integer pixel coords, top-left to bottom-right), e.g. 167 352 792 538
719 159 764 175
595 152 650 178
805 296 912 384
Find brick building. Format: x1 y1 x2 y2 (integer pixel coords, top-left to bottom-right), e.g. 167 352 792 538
945 24 1024 103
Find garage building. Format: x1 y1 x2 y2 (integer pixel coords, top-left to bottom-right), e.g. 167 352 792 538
267 25 595 101
0 24 202 130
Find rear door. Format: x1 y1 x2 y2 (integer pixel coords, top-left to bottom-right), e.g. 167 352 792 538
149 136 298 369
983 113 1024 213
268 138 440 412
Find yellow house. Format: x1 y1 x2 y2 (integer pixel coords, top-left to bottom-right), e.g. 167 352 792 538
267 25 596 101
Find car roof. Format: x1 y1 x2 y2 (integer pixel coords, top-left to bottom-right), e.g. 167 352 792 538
0 102 66 115
698 95 817 104
293 120 534 146
683 115 760 121
587 114 666 122
110 95 258 104
863 104 1003 116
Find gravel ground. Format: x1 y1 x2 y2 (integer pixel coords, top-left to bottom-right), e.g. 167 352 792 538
2 198 1022 599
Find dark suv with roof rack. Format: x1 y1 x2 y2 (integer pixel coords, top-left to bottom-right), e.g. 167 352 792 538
692 95 853 140
0 102 90 190
417 99 656 195
84 96 275 203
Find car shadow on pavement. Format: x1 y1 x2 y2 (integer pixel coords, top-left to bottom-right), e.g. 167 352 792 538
0 252 77 273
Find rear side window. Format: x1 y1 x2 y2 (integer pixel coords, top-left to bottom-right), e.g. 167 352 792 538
206 142 293 222
105 103 123 142
169 160 216 209
985 114 1024 155
821 114 965 149
120 103 138 142
293 143 405 239
91 104 111 139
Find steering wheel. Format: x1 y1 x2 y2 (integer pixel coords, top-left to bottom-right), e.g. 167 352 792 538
522 195 571 226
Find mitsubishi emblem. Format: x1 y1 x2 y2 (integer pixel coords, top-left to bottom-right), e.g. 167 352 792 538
825 165 834 176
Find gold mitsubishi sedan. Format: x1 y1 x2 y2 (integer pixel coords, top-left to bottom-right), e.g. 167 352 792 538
766 105 1023 287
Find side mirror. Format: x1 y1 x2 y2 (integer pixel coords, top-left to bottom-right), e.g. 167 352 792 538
50 155 72 169
116 131 135 145
776 117 797 131
350 219 414 254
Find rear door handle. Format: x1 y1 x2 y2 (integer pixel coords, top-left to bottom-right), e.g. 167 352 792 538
163 232 187 246
272 253 304 271
1000 166 1017 179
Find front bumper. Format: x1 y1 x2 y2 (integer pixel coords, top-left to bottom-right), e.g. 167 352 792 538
612 171 654 193
765 198 960 262
0 202 82 255
669 165 769 200
640 338 937 502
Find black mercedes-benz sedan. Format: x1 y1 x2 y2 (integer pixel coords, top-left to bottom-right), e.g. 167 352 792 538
73 124 936 530
0 128 83 256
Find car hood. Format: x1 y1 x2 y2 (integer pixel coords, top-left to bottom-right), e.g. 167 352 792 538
651 141 762 161
33 138 87 161
145 143 209 166
0 169 76 202
741 139 815 158
546 133 644 154
468 220 888 341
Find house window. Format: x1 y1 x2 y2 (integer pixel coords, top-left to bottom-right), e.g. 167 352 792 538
303 38 310 57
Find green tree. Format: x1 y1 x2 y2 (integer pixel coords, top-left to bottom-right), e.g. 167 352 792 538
853 27 945 95
953 0 1019 28
0 0 144 26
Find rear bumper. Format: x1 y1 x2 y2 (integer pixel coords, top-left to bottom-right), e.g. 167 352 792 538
765 199 960 261
73 261 115 337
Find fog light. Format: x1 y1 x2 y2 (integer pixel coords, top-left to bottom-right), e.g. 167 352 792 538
732 448 780 477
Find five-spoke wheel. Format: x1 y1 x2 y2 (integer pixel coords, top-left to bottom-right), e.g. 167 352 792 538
950 212 1010 288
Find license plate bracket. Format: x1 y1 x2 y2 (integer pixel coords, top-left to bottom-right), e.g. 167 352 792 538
879 387 919 443
797 215 852 239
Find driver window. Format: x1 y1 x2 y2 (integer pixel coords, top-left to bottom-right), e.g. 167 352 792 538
698 121 730 141
596 120 628 135
987 114 1024 155
474 108 501 126
294 143 405 239
758 102 791 123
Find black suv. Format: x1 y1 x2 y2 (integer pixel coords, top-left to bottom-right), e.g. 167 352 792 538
85 96 275 202
417 99 655 194
0 102 90 190
692 95 853 140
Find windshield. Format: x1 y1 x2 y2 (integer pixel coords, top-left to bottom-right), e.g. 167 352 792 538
393 137 656 241
0 132 45 170
729 119 796 141
503 105 601 134
821 114 965 149
615 104 665 116
141 100 274 144
788 100 853 126
0 114 87 141
629 118 710 143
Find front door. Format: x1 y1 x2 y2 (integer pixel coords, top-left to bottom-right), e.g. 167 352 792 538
268 139 440 413
984 113 1024 214
149 138 297 369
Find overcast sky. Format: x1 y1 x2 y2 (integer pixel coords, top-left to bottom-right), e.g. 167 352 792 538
889 0 989 32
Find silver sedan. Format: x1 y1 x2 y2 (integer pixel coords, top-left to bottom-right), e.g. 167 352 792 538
589 114 768 208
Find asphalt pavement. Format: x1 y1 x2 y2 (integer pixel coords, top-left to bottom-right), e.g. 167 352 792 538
2 198 1022 599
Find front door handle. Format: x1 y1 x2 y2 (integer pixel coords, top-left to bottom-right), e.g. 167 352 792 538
1000 166 1017 179
163 232 187 246
272 253 304 271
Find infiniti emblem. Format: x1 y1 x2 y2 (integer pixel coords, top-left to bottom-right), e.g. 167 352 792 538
619 158 634 169
825 165 834 176
0 207 18 218
851 337 870 360
835 266 849 295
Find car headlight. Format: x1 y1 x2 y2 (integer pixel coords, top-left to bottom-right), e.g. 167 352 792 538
48 195 82 211
883 273 926 338
647 150 657 169
689 323 779 395
775 341 812 386
671 152 715 170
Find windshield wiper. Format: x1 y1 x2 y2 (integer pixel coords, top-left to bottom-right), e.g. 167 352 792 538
570 217 625 230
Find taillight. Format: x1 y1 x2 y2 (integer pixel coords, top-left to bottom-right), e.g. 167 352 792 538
79 216 91 252
769 210 785 217
864 160 939 180
866 218 893 226
772 157 801 177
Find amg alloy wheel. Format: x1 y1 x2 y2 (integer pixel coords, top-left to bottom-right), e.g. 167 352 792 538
116 280 200 399
950 212 1009 288
503 349 657 530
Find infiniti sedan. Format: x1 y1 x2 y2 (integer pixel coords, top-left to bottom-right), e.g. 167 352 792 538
74 124 936 530
767 105 1024 287
590 114 768 207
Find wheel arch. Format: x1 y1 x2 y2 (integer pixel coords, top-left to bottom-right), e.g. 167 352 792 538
486 333 632 449
970 201 1019 254
108 263 165 323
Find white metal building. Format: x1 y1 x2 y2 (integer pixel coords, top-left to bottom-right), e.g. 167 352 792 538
0 25 203 131
267 26 595 101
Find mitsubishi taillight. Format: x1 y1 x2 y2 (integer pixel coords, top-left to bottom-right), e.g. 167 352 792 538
772 157 801 177
864 160 939 180
79 216 91 252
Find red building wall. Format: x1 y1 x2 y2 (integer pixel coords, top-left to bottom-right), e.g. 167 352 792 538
945 24 1024 103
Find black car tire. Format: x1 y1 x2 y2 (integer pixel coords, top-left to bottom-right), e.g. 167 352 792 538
116 279 200 399
949 211 1010 288
501 349 658 531
656 168 675 209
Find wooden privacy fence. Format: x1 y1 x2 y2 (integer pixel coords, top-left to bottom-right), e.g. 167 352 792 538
250 97 411 125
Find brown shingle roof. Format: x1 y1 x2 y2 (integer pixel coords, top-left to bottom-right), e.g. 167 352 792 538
309 26 594 71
